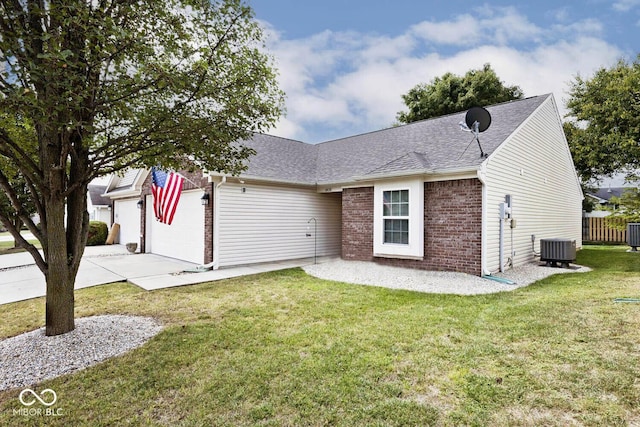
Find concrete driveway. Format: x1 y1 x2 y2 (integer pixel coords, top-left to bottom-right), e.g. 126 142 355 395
0 245 321 306
0 245 197 305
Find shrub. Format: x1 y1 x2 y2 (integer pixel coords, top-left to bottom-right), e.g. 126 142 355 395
87 221 108 246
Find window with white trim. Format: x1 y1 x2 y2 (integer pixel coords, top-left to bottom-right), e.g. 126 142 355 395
382 190 409 244
373 179 424 259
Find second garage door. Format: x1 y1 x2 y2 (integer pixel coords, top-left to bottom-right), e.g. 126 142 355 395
114 198 141 245
145 190 205 264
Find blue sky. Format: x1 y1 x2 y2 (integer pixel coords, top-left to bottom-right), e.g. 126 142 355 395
249 0 640 143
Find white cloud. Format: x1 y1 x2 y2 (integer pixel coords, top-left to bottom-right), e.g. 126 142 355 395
409 7 542 46
549 7 570 22
613 0 640 12
410 15 481 46
261 8 623 142
552 19 604 37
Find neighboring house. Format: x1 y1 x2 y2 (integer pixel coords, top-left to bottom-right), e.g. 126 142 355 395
584 171 639 217
584 187 624 217
103 169 149 244
87 184 112 226
104 94 583 276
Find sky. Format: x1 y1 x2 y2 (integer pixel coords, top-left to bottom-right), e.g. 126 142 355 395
248 0 640 143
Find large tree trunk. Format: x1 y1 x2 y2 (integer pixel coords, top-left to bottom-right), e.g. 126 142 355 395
42 165 89 336
44 196 75 336
45 260 75 336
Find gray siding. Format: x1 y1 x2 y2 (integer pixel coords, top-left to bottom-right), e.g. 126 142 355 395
483 95 583 273
218 183 342 267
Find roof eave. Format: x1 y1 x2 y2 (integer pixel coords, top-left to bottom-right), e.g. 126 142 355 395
350 165 480 182
208 171 316 188
103 188 142 199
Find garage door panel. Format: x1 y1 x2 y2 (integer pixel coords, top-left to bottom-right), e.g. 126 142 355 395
114 199 141 245
146 191 205 264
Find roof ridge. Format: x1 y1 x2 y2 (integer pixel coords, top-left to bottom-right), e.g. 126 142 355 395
315 94 550 146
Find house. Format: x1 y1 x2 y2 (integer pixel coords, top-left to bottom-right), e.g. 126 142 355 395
104 94 583 276
584 171 640 217
102 169 149 244
584 187 624 217
87 184 112 226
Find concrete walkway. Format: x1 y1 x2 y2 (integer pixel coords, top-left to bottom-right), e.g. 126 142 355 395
0 245 320 305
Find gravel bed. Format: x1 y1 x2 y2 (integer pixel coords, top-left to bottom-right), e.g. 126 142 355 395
0 315 162 392
303 260 591 295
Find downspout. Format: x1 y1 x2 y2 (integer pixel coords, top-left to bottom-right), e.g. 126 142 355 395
212 176 226 270
477 164 491 276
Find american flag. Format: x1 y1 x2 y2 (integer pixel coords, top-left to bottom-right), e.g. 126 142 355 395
151 167 184 225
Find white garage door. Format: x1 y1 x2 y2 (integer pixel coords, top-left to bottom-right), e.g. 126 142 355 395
146 190 205 264
114 199 141 245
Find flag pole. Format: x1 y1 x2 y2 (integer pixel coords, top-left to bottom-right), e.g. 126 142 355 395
173 171 208 192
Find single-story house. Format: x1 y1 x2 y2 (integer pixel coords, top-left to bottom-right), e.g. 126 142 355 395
103 169 149 244
584 187 628 217
104 94 583 276
87 184 112 226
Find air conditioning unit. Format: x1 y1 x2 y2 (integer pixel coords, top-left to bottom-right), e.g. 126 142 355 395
540 238 576 268
627 223 640 251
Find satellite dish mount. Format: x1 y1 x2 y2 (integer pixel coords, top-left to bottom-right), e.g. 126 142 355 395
459 106 492 158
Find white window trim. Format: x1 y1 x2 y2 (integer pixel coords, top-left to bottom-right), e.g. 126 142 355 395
373 178 424 259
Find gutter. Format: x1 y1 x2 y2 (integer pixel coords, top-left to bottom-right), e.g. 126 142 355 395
212 176 226 270
102 188 142 199
350 166 479 182
476 163 492 276
207 172 316 188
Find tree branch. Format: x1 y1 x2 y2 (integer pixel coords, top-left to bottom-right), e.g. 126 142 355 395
0 128 43 187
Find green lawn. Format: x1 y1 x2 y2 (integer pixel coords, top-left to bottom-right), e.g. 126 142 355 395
0 231 40 254
1 247 639 426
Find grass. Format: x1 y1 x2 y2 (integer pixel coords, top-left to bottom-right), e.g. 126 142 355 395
0 246 639 426
0 231 40 254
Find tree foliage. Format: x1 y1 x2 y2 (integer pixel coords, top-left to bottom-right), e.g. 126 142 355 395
565 56 640 182
396 64 523 124
0 0 284 335
0 113 37 246
606 189 640 229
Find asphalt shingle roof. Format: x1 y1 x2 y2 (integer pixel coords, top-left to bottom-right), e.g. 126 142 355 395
587 187 629 202
239 133 318 184
88 185 110 206
237 94 551 185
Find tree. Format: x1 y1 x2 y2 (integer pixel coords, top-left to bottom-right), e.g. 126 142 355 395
0 114 37 247
565 56 640 182
396 63 523 124
0 0 284 336
608 189 640 227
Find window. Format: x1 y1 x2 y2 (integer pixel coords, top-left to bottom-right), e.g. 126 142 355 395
383 190 409 244
373 179 423 259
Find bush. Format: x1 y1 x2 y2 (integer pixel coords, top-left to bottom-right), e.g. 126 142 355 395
87 221 108 246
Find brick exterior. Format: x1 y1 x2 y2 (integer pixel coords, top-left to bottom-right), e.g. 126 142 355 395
139 169 211 263
341 179 483 276
341 187 374 261
203 181 214 264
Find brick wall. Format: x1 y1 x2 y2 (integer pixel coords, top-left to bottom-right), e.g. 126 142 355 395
341 187 374 261
203 182 214 264
341 179 483 276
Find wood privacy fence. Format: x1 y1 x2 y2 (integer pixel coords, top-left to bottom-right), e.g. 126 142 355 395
582 217 627 243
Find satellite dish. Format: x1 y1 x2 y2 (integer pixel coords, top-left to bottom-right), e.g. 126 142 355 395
465 107 492 133
458 106 492 158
